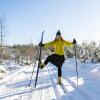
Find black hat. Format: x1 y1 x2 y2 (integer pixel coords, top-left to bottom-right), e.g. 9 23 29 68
56 30 61 36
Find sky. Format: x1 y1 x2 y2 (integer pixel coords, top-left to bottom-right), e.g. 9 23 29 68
0 0 100 45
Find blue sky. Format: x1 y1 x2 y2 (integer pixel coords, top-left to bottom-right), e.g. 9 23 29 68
0 0 100 45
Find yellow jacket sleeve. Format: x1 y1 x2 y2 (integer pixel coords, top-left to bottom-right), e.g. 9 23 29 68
44 41 55 48
63 40 74 47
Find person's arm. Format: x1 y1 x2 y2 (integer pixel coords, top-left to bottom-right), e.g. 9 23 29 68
44 40 55 48
63 40 74 47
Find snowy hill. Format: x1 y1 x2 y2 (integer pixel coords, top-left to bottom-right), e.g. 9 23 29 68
0 59 100 100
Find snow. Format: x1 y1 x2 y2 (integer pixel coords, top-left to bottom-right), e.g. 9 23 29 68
0 59 100 100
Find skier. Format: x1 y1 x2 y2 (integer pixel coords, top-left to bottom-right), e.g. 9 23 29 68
39 30 76 85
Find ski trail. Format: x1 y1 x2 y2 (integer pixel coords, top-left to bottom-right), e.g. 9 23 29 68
64 77 99 100
1 60 100 100
62 77 94 100
47 66 70 100
0 63 42 100
0 65 29 84
39 69 51 100
50 66 94 100
30 66 57 100
0 65 35 100
48 66 75 100
63 63 100 100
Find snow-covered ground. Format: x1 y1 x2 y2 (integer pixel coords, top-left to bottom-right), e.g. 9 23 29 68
0 59 100 100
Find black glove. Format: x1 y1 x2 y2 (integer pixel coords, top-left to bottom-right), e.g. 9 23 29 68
39 43 44 47
73 38 77 44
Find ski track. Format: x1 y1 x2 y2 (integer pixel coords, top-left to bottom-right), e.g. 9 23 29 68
47 66 69 100
62 63 100 100
0 65 35 100
0 60 100 100
49 66 92 100
0 65 29 84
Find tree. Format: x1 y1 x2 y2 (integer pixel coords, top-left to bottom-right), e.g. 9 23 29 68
12 44 38 65
0 16 7 62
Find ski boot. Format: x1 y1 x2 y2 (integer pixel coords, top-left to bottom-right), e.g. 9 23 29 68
39 63 45 69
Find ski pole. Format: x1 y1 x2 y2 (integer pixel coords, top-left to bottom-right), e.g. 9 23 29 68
29 57 37 87
34 31 44 88
29 46 39 87
74 44 79 86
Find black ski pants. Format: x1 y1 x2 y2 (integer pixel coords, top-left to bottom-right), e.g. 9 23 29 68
44 54 65 77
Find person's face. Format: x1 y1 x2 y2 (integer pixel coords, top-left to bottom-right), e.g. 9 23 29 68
56 35 61 40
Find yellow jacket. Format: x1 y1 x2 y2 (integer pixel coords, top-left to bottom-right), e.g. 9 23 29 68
44 38 73 55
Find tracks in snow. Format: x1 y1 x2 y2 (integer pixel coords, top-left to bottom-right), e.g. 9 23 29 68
48 66 96 100
0 64 99 100
47 66 70 100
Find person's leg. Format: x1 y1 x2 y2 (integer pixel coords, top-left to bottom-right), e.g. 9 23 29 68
57 56 65 85
57 66 62 85
44 55 53 65
43 54 64 66
58 67 62 77
40 54 55 69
